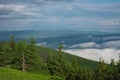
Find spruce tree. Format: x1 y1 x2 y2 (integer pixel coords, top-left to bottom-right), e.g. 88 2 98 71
25 37 43 72
116 54 120 80
94 59 107 80
0 43 12 67
11 41 25 70
9 35 16 50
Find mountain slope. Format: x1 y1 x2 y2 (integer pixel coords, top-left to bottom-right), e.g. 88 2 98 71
37 46 98 70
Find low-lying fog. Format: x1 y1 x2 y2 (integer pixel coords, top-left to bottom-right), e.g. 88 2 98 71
64 49 119 64
64 41 120 64
37 40 120 64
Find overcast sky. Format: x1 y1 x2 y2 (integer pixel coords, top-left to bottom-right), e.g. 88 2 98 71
0 0 120 31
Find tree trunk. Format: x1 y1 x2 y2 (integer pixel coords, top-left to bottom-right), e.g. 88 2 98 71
22 53 25 72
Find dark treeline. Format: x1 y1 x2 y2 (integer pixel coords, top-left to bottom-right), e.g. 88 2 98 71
0 36 120 80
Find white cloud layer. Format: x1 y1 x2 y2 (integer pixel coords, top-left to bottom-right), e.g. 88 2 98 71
69 42 100 48
75 3 120 13
64 48 120 64
100 19 120 26
69 40 120 49
36 42 47 46
104 40 120 48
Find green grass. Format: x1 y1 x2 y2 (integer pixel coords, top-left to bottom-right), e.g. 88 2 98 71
0 68 63 80
37 46 98 70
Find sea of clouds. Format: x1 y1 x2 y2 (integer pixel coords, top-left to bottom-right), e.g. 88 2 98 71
36 40 120 64
64 40 120 64
64 48 119 64
69 40 120 49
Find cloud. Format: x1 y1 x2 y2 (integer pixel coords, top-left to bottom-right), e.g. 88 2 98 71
69 42 100 48
0 4 28 18
46 0 73 2
68 39 120 49
100 19 120 26
103 40 120 49
62 17 120 28
0 4 44 20
103 36 120 40
0 4 25 11
64 48 120 64
0 0 120 31
75 3 120 13
0 0 73 4
36 42 47 46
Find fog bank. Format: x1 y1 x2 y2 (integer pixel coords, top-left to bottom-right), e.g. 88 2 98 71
64 48 120 64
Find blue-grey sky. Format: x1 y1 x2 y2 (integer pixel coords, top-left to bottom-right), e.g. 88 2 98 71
0 0 120 31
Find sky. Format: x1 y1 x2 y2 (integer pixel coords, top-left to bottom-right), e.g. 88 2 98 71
0 0 120 31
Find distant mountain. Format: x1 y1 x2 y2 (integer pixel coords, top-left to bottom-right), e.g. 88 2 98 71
0 30 120 49
0 30 80 41
0 30 117 41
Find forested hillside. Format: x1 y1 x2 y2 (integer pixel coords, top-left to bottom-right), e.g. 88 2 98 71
0 36 120 80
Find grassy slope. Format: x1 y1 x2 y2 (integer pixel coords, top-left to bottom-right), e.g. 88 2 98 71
37 46 98 70
0 68 63 80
